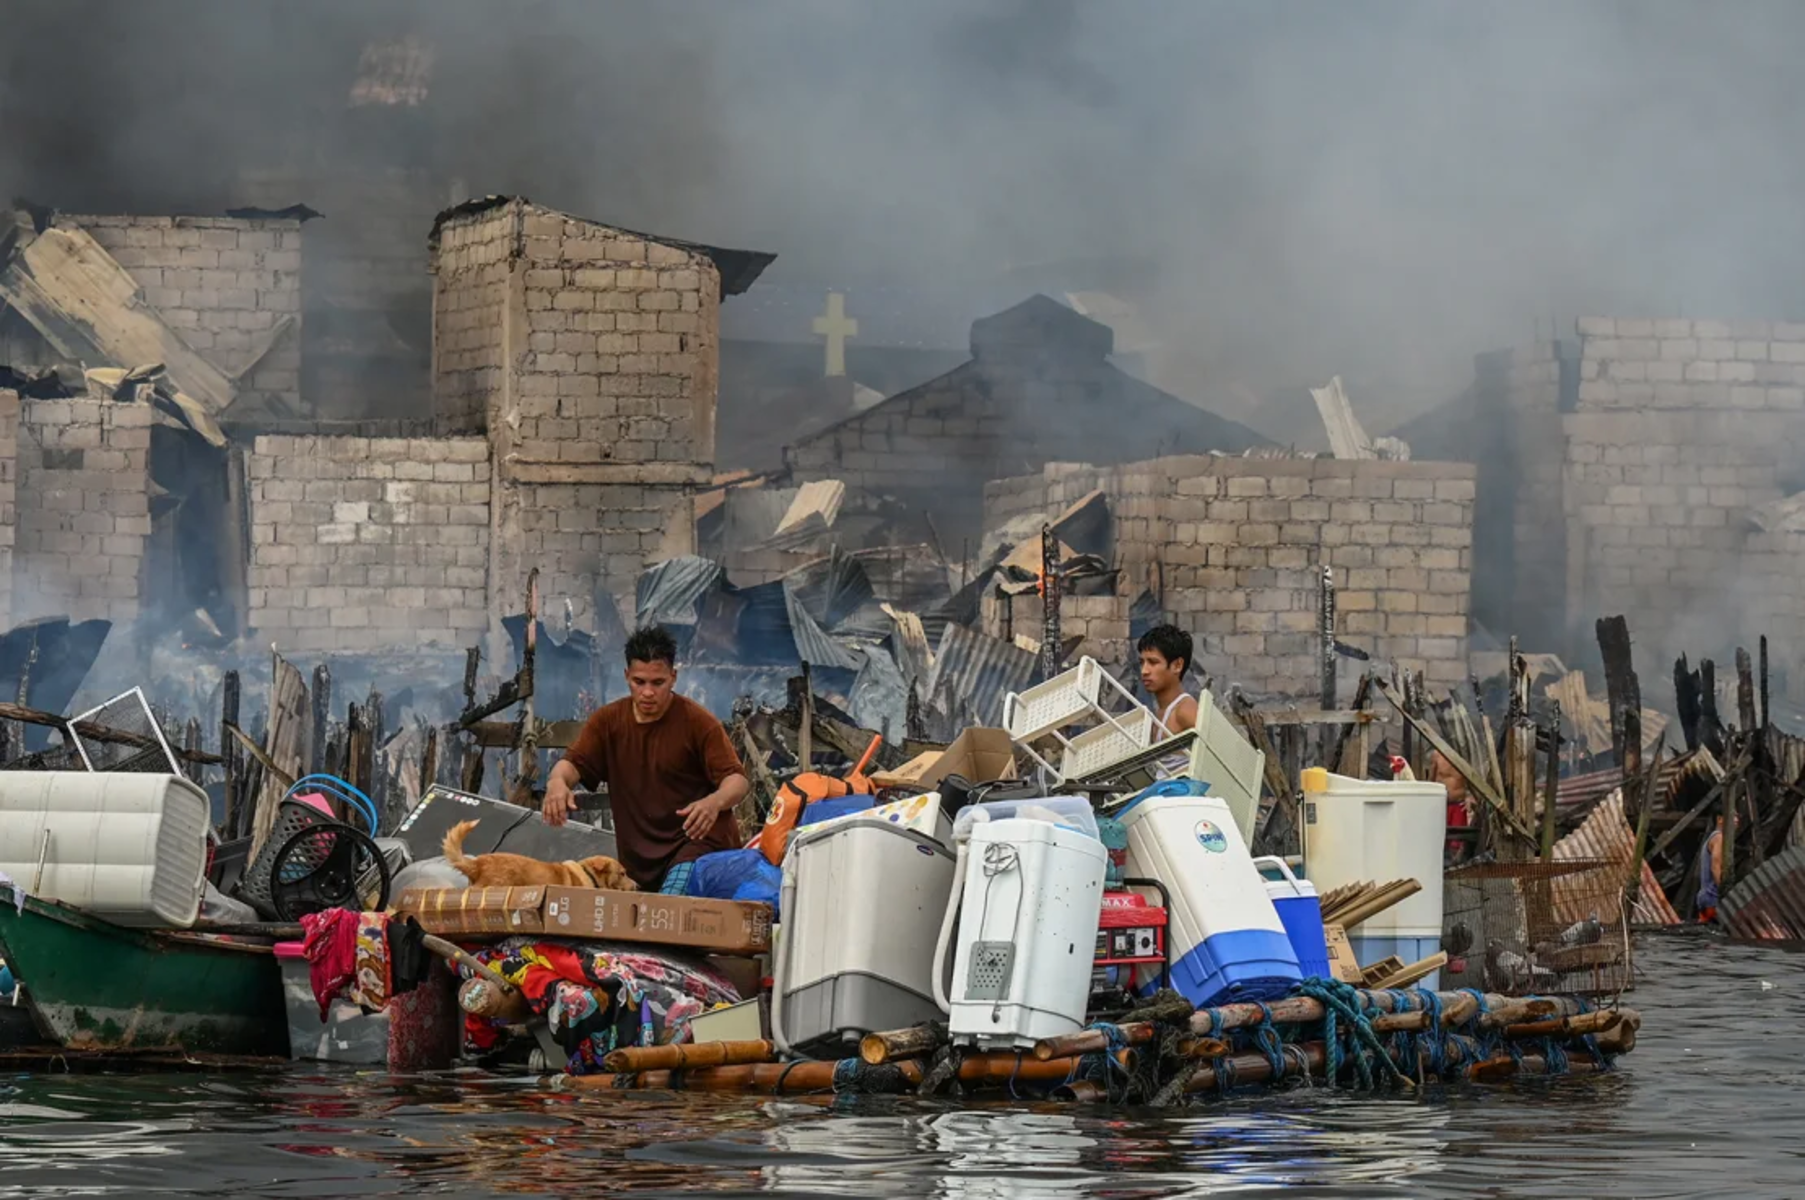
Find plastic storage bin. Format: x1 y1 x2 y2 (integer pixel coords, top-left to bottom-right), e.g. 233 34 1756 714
0 772 210 927
274 942 391 1063
1118 792 1299 1005
1254 855 1330 979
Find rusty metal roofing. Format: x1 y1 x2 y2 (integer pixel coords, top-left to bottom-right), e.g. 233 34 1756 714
1551 788 1682 927
1555 746 1721 813
1721 844 1805 940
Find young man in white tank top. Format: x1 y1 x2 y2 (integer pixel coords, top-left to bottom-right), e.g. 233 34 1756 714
1138 624 1198 736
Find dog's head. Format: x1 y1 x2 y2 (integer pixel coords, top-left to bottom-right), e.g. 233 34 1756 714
581 856 638 891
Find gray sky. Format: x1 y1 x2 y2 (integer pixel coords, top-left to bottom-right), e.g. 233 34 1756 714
6 0 1805 425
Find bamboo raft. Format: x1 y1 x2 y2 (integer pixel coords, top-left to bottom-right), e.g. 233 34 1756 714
555 984 1640 1105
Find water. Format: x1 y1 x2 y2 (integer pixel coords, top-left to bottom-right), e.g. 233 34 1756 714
0 934 1799 1198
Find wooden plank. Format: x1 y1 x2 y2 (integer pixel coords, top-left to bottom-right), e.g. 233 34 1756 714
248 653 310 860
1377 681 1538 844
1255 708 1377 727
0 222 234 413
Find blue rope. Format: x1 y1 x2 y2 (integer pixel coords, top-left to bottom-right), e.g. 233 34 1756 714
1294 977 1413 1091
1248 1001 1286 1080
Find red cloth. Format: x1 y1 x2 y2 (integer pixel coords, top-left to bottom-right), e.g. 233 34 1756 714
300 908 359 1021
1445 799 1471 859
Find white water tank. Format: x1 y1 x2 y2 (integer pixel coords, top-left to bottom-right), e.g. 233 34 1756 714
0 772 210 927
1300 769 1447 984
945 801 1106 1050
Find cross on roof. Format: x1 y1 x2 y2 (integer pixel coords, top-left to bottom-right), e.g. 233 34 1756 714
811 291 858 377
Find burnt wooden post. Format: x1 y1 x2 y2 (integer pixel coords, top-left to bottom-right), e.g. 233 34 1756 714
1735 647 1757 733
1539 701 1562 861
1039 524 1062 681
366 687 386 827
1318 565 1337 712
310 663 332 777
1595 615 1637 769
420 726 440 794
221 669 243 836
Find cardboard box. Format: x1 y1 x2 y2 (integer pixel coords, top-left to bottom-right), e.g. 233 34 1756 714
541 887 773 954
397 887 546 936
902 727 1019 790
1323 922 1364 984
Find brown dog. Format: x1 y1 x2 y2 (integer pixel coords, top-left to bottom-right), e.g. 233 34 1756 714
441 818 638 891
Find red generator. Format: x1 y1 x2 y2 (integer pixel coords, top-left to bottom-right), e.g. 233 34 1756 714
1094 889 1169 997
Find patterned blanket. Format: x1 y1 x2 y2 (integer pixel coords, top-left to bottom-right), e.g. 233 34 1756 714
460 939 741 1074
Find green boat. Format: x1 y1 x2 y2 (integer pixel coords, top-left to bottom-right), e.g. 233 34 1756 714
0 894 287 1056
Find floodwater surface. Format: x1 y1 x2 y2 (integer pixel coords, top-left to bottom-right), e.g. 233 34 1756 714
0 934 1798 1198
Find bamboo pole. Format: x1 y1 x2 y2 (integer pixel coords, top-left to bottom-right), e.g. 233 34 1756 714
1184 990 1574 1037
563 1050 1129 1095
603 1040 776 1073
1032 1022 1160 1061
861 1024 946 1065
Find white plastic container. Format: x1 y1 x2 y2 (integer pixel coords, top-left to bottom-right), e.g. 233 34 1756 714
938 800 1106 1050
0 772 209 927
775 817 956 1057
1300 769 1446 987
1118 792 1300 1005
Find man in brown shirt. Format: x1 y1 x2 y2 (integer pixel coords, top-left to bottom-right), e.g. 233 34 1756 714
542 626 751 892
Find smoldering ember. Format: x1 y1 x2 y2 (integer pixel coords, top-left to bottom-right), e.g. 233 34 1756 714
11 14 1805 1186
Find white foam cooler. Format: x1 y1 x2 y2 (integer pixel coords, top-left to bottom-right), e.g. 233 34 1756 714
1300 769 1447 989
775 814 956 1057
1119 792 1300 1005
944 802 1106 1050
0 772 209 927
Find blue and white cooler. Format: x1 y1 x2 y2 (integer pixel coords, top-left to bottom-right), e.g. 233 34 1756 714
1253 855 1331 979
1117 788 1301 1006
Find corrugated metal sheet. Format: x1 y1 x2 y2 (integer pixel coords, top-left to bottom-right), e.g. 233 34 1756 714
772 480 845 540
849 645 908 745
1556 746 1721 813
1552 788 1681 927
1721 844 1805 940
635 557 723 628
924 622 1037 729
781 579 862 672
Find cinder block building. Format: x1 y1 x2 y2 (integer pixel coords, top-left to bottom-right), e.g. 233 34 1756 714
0 197 772 653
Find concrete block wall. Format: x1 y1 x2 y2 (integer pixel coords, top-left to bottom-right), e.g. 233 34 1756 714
0 391 17 629
72 214 303 413
984 589 1132 669
246 435 490 652
432 199 721 634
983 454 1477 698
1563 317 1805 667
14 399 152 625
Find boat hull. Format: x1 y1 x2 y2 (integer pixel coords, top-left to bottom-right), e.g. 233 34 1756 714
0 895 287 1055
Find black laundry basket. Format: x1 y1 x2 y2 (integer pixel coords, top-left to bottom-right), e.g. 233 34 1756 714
235 799 387 920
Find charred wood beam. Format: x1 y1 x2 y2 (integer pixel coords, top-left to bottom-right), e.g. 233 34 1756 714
1735 647 1758 735
1673 655 1702 753
223 720 292 789
0 700 222 765
310 664 331 777
1376 681 1538 844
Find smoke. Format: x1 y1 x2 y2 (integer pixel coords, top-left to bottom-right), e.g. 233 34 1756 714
7 1 1805 427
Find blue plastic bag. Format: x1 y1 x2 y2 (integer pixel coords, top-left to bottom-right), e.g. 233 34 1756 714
685 848 783 918
797 795 875 828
